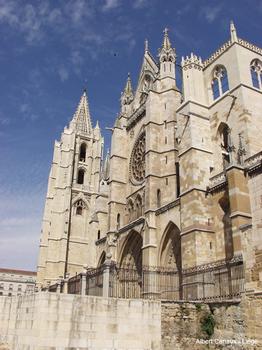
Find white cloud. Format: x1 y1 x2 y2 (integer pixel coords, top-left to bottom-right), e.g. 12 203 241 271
133 0 148 9
58 66 69 82
102 0 120 12
200 5 222 23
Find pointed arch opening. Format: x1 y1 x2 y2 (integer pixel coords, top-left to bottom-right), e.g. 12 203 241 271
250 59 262 89
211 65 229 100
218 122 231 168
118 230 143 298
159 222 182 299
77 169 85 184
79 143 87 162
98 251 106 267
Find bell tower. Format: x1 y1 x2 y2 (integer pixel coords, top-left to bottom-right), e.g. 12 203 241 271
37 89 104 287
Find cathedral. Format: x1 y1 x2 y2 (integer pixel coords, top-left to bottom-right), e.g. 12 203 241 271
37 23 262 297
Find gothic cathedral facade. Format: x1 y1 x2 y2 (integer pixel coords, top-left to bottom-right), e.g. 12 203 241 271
37 23 262 294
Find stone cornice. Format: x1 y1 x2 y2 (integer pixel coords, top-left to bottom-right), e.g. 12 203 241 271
181 225 215 236
118 217 145 234
245 151 262 175
178 146 213 158
207 171 228 194
126 103 146 131
155 198 180 216
95 237 106 246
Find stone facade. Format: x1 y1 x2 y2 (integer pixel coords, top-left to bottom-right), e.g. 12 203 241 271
37 23 262 299
0 268 36 297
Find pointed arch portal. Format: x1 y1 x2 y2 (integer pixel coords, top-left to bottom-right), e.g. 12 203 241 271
159 222 182 299
117 231 143 298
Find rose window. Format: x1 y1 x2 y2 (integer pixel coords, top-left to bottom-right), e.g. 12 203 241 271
130 133 146 183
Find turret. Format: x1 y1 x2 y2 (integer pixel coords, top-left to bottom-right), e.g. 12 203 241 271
181 53 206 104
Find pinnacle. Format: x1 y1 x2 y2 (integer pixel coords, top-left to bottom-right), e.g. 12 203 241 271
162 27 171 50
230 20 237 42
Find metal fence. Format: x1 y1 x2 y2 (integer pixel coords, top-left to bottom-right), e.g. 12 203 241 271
68 274 81 295
62 255 245 302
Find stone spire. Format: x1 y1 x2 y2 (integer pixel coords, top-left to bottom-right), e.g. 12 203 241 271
230 20 238 43
121 73 134 107
71 89 92 134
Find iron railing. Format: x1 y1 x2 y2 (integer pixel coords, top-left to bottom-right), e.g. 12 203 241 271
63 255 245 301
68 274 81 295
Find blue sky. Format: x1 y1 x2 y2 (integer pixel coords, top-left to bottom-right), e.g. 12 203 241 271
0 0 261 271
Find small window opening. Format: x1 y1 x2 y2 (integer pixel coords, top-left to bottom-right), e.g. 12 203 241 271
175 162 180 197
97 230 101 240
77 169 85 184
76 200 84 215
79 143 87 162
117 213 121 230
157 189 161 207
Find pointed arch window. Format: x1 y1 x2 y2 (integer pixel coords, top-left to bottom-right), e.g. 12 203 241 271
77 169 85 184
79 143 87 162
218 123 231 167
250 59 262 89
211 66 229 100
75 199 84 215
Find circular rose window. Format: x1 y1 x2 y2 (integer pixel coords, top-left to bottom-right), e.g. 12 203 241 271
130 132 146 184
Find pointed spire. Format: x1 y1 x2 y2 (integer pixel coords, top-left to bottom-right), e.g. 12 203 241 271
162 27 171 50
230 20 238 43
121 73 134 107
71 89 92 134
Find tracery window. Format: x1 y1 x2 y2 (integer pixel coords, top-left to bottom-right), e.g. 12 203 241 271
75 199 84 215
250 59 262 89
135 194 143 219
130 132 146 184
127 199 134 222
211 66 229 100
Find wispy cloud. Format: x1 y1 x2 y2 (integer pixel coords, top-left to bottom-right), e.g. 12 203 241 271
102 0 120 12
200 5 222 23
133 0 148 9
58 65 69 82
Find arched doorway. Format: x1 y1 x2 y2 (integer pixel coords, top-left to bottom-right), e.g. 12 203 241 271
118 231 143 298
159 222 182 299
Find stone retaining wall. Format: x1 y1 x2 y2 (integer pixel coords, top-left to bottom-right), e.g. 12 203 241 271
161 293 262 350
0 292 161 350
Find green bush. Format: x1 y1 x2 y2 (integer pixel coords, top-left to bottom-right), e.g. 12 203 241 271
201 313 215 338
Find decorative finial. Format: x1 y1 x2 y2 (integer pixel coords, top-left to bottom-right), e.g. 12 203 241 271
145 39 148 53
230 20 237 43
164 27 169 36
